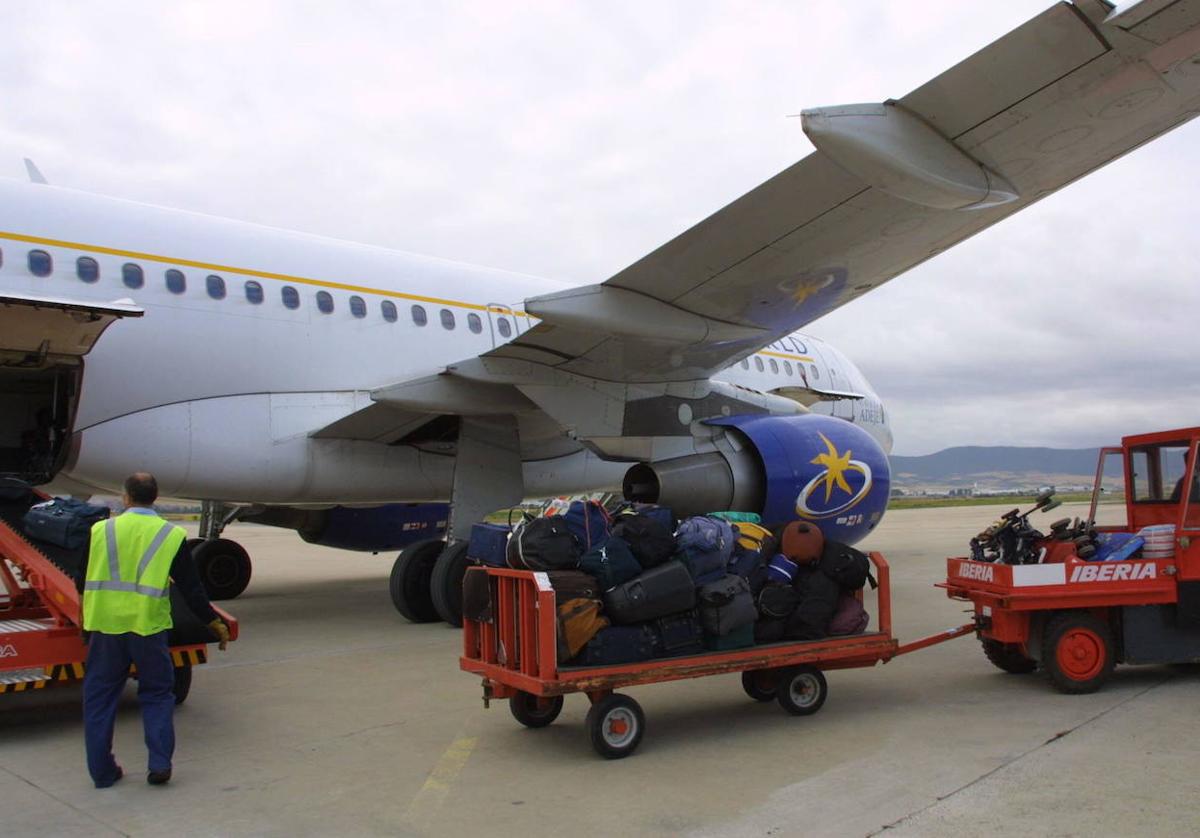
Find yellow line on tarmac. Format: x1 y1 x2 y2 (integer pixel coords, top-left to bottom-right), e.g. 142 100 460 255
402 735 478 828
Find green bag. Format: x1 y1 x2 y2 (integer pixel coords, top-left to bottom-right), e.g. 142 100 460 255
708 511 762 525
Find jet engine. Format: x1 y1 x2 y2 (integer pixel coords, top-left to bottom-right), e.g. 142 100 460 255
241 502 450 552
623 414 890 545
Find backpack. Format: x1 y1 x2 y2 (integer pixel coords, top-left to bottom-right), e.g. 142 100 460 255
561 500 611 552
612 502 675 532
506 515 580 571
757 583 800 619
556 597 609 660
786 566 841 640
675 516 734 585
818 542 876 592
611 514 676 569
697 575 758 637
578 536 643 590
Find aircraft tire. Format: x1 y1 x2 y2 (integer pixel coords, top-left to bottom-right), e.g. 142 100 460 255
192 538 252 601
389 539 444 623
430 540 471 627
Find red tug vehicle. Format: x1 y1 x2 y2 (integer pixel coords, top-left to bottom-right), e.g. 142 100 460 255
942 426 1200 693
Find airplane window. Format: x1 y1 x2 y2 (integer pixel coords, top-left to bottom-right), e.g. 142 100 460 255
122 262 144 288
206 274 227 300
0 246 3 269
244 280 264 304
810 364 820 380
497 317 512 338
740 359 749 370
784 361 792 376
281 285 300 309
28 250 53 277
468 313 482 334
754 357 764 372
316 290 333 313
411 304 427 326
381 300 398 322
440 308 455 330
349 295 367 318
165 268 186 294
77 256 100 283
769 359 779 374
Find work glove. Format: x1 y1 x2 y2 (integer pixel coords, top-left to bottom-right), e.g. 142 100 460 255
207 618 230 651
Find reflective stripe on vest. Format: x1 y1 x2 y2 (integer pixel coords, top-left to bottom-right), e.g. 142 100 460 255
83 518 174 598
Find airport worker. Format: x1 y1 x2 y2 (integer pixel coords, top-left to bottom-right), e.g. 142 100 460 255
81 472 230 789
1169 450 1200 504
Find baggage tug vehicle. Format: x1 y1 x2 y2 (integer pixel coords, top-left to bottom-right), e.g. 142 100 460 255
942 426 1200 693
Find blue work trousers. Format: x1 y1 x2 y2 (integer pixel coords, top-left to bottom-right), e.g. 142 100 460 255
83 630 175 787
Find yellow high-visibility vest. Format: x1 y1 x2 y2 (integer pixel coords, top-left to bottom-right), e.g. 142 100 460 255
82 511 184 635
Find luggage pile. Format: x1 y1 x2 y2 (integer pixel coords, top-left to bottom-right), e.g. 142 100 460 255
466 501 876 666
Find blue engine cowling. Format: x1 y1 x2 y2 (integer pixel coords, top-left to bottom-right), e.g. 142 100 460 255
624 414 889 545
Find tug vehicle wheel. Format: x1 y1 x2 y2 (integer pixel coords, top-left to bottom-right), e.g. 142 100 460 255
172 665 192 705
1042 612 1114 694
981 639 1037 674
389 539 444 623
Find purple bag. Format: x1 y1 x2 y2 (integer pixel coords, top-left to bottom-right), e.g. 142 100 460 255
828 593 869 636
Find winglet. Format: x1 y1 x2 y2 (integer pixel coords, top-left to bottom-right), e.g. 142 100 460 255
23 158 48 185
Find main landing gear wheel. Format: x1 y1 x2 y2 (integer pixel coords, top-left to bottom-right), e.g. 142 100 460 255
1042 611 1115 694
981 639 1038 674
389 539 444 623
172 665 193 706
191 538 252 601
741 669 781 702
586 694 645 759
776 666 828 716
509 691 564 728
430 540 472 627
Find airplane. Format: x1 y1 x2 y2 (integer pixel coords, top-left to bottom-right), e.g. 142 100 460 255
2 0 1198 625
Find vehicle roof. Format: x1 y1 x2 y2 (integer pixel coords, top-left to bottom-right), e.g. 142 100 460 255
1121 428 1200 448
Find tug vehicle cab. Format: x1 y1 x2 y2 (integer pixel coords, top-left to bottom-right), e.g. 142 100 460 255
942 426 1200 693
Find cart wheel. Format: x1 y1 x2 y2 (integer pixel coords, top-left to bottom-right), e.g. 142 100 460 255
1042 611 1114 694
586 694 645 759
776 666 827 716
172 665 193 706
741 669 780 702
509 692 564 728
981 639 1037 674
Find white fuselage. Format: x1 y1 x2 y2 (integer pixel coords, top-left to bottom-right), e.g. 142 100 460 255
0 178 890 504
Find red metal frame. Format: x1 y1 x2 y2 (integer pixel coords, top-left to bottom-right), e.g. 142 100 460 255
1 496 237 692
462 552 971 702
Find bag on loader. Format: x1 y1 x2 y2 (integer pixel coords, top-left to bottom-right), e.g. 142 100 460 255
507 515 580 571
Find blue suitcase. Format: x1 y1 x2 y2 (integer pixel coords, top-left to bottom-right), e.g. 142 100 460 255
467 522 510 567
575 624 660 666
23 498 110 550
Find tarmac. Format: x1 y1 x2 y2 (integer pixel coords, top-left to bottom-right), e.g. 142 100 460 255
1 502 1196 837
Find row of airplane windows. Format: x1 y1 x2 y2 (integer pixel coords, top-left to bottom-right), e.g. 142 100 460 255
3 246 515 337
739 354 819 380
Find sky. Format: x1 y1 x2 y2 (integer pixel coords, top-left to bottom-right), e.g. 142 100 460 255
3 1 1197 455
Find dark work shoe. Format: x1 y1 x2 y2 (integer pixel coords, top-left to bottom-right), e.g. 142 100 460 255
96 765 123 789
147 769 172 786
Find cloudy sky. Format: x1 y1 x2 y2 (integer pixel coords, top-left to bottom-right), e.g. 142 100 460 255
3 1 1197 455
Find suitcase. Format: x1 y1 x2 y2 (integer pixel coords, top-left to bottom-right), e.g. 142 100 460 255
547 570 603 601
603 560 696 625
654 610 704 657
697 575 757 637
703 623 755 651
23 498 110 550
575 624 660 666
467 522 510 568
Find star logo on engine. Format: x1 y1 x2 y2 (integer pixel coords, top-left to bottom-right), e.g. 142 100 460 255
795 432 874 519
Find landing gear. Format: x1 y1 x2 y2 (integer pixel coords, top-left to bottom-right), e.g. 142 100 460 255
191 501 252 601
191 538 252 601
430 541 471 627
389 539 444 623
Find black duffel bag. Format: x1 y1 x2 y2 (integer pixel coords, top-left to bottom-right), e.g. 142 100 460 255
506 515 580 571
818 541 877 592
611 513 676 569
23 498 111 550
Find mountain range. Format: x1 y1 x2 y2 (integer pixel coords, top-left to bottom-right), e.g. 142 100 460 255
888 446 1114 490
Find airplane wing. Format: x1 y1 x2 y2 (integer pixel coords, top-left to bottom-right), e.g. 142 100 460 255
0 292 143 365
477 0 1200 384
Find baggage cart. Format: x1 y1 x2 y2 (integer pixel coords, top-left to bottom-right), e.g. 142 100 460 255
461 552 970 758
0 489 237 702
